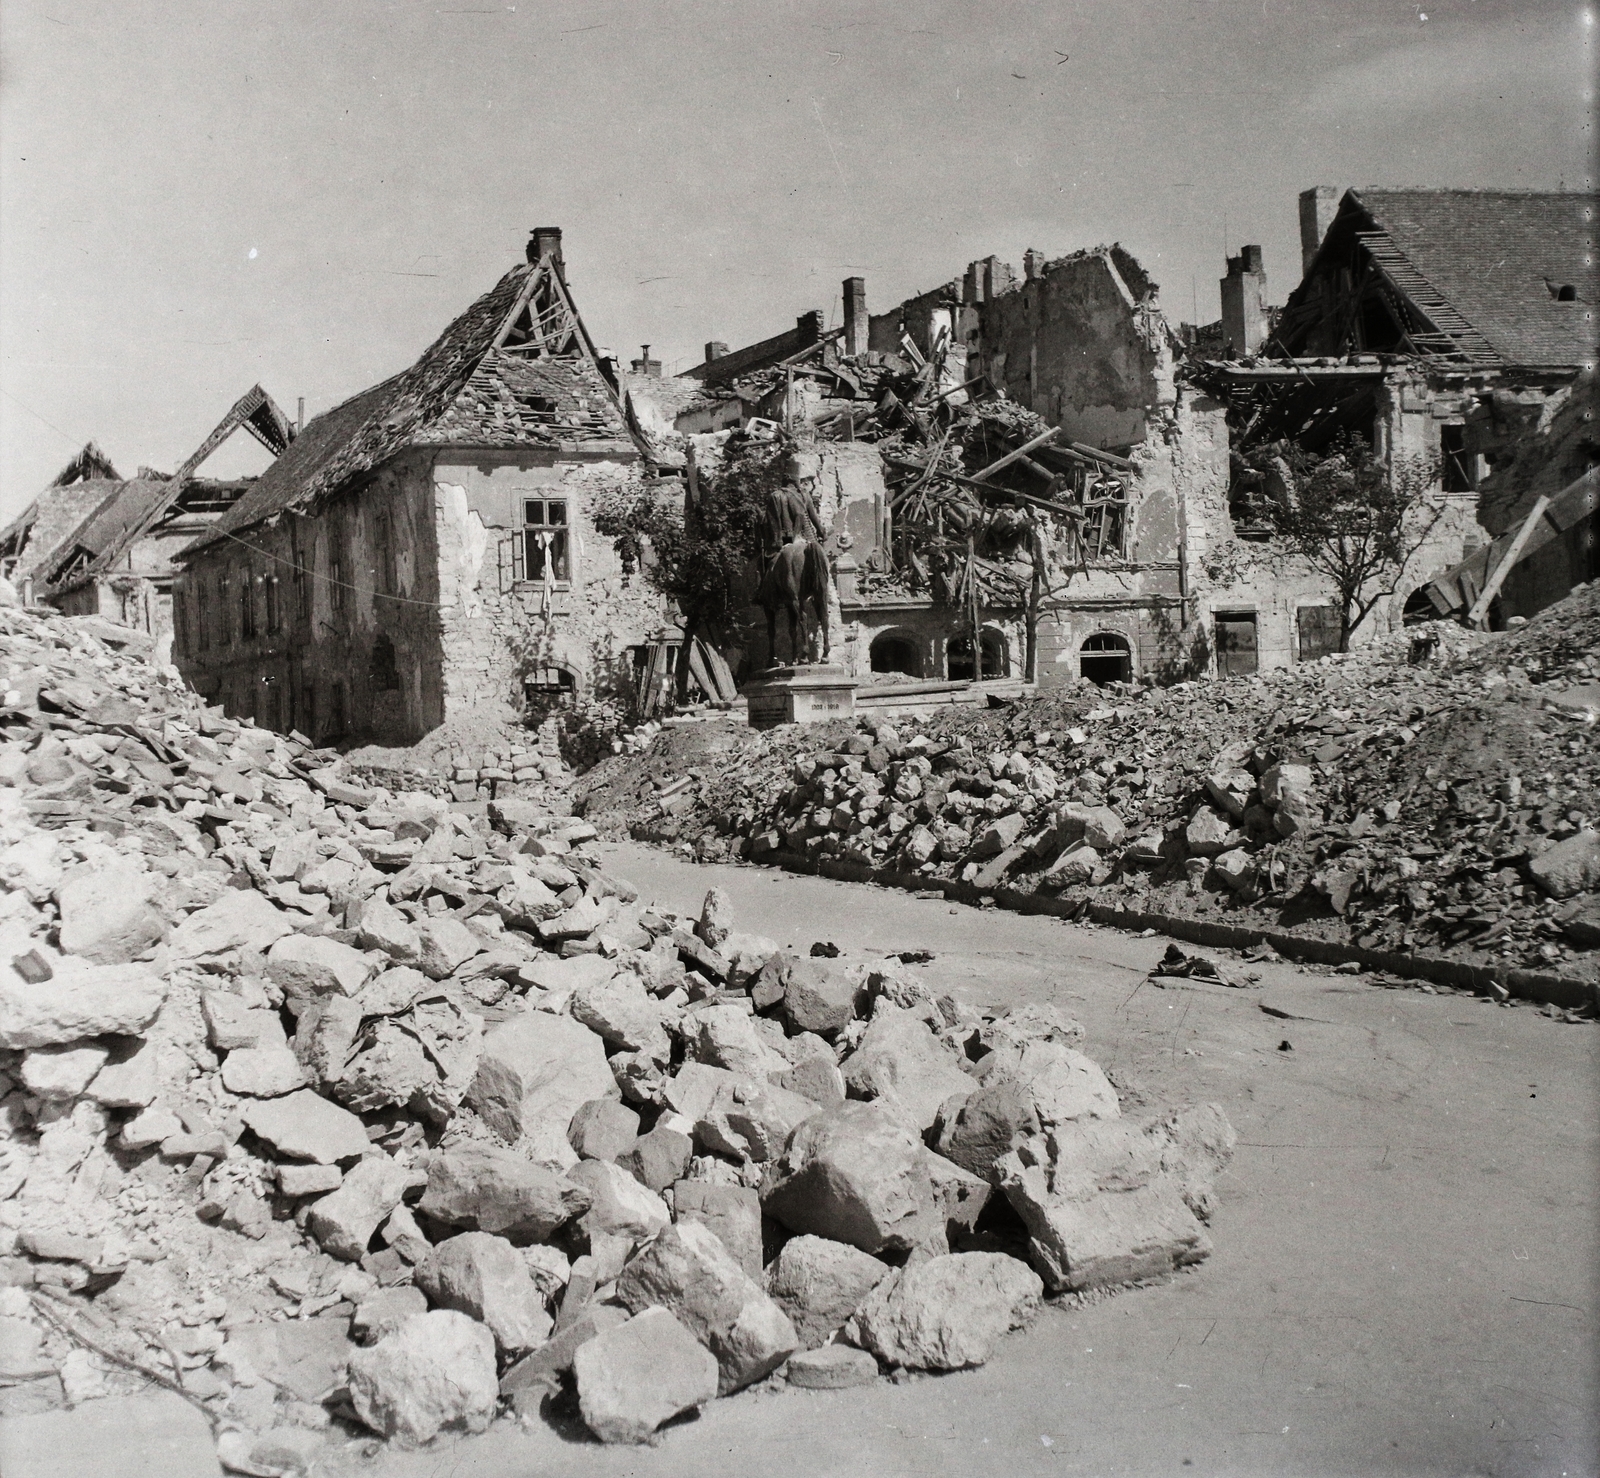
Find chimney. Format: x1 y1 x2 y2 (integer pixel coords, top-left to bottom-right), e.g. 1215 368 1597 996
982 256 1014 301
1023 248 1045 282
1297 187 1340 275
963 261 981 305
704 341 729 363
1220 245 1268 357
796 309 824 345
630 344 662 378
527 226 563 266
842 277 868 358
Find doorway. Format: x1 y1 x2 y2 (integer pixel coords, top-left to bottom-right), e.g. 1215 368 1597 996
1215 612 1259 677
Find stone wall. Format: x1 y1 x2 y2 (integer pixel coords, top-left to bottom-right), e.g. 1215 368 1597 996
976 249 1169 453
430 453 669 722
174 451 444 745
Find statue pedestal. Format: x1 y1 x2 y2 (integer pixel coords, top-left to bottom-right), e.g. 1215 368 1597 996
744 665 857 730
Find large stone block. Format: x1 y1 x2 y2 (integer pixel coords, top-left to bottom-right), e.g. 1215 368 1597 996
420 1142 589 1239
840 1007 973 1134
1529 830 1600 899
55 859 166 964
763 1233 890 1350
777 957 866 1037
347 1310 498 1444
615 1220 797 1394
571 973 670 1058
760 1100 937 1255
850 1252 1042 1370
997 1124 1213 1291
266 934 375 1005
306 1155 411 1261
240 1090 373 1164
573 1307 719 1445
0 958 165 1049
467 1013 616 1165
672 1182 763 1280
569 1159 671 1244
349 897 422 965
415 1232 551 1354
170 889 295 959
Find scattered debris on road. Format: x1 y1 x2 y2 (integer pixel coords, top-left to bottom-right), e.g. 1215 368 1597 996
586 583 1600 988
0 602 1236 1458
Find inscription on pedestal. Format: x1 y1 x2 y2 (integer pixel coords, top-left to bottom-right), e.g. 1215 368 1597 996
745 665 858 730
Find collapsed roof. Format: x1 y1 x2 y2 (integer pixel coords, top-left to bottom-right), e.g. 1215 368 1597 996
183 234 642 559
1275 189 1597 369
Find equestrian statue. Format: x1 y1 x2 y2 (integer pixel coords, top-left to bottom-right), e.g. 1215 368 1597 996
757 453 833 666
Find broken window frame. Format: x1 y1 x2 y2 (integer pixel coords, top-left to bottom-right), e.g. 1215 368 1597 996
518 497 571 585
1439 423 1475 493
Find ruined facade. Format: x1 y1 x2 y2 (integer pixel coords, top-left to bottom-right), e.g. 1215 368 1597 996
1207 187 1595 634
173 231 668 746
3 390 296 659
667 185 1590 688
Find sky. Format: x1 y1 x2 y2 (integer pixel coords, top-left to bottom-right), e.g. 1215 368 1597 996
0 0 1591 516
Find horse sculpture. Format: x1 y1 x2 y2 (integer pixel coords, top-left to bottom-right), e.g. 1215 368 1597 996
759 536 831 666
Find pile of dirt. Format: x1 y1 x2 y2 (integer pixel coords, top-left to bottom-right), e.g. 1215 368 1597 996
0 602 1234 1461
580 587 1600 983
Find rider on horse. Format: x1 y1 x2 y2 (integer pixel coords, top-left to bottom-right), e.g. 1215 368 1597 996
762 454 827 563
758 454 833 666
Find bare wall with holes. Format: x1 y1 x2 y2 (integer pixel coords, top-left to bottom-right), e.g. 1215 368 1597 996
431 452 669 722
174 451 444 745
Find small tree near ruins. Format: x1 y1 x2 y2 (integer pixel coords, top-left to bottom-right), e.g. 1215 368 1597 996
1265 438 1443 652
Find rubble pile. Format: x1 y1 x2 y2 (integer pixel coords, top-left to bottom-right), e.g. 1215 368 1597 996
342 711 578 808
589 586 1600 982
0 602 1235 1461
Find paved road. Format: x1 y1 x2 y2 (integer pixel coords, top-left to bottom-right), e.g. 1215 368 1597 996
367 845 1600 1478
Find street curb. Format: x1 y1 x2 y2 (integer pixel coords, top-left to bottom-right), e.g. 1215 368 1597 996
763 850 1599 1013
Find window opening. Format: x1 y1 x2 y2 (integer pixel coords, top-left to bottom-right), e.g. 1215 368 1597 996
1440 424 1474 493
370 634 400 692
869 633 919 677
521 498 569 583
1079 631 1131 686
947 629 1007 681
264 575 281 634
329 558 345 615
1296 605 1340 660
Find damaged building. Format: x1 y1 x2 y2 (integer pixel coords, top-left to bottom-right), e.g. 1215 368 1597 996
1200 187 1595 639
1 389 295 656
172 229 670 746
636 185 1591 689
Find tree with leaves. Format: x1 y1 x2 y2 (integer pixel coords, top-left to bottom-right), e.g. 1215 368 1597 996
590 436 790 703
1262 437 1443 652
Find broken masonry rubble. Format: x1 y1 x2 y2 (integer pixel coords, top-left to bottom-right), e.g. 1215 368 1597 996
590 581 1600 988
0 601 1235 1456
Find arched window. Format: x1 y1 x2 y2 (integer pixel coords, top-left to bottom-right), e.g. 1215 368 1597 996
1402 588 1439 626
523 665 576 715
869 632 920 677
1080 631 1131 686
948 629 1008 681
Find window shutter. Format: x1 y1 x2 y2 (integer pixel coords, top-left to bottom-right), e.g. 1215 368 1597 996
511 528 525 584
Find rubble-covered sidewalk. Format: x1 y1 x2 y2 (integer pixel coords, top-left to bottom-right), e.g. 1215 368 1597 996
585 586 1600 993
0 602 1235 1469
